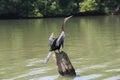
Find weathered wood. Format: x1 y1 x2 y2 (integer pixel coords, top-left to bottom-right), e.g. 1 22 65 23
53 51 76 76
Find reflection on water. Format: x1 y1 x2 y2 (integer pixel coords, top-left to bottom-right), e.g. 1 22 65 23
0 16 120 80
105 68 120 72
36 75 59 80
26 58 43 67
104 75 120 80
7 67 53 80
74 74 102 80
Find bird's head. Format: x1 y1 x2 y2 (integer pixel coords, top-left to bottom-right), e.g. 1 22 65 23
63 15 73 24
61 15 73 31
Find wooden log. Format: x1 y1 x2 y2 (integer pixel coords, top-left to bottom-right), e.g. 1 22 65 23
53 51 76 76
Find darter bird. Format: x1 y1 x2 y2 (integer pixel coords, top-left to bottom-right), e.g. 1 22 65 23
42 16 73 64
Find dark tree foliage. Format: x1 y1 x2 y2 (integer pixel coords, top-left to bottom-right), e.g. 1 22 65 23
0 0 120 18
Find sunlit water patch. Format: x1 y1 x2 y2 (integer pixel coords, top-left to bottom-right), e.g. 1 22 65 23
5 67 53 80
104 75 120 80
105 68 120 72
74 74 102 80
26 58 44 67
76 64 107 74
34 75 59 80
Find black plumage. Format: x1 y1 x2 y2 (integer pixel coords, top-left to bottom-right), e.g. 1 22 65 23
49 38 64 51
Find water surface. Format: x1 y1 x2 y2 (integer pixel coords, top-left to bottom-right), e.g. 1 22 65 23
0 16 120 80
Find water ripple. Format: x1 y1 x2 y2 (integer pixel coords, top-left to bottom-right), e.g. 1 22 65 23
26 58 43 67
74 74 102 80
105 68 120 72
5 67 52 80
76 64 107 73
104 75 120 80
34 75 59 80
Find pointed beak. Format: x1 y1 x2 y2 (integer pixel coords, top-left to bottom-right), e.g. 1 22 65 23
64 15 73 24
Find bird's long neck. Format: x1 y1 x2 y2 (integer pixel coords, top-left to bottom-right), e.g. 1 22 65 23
61 23 64 32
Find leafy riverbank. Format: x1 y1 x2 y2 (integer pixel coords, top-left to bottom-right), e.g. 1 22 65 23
0 0 120 19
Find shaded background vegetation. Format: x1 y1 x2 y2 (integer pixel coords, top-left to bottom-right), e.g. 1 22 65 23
0 0 120 18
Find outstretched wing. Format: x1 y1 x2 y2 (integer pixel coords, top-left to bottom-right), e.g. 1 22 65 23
56 31 65 47
42 51 52 64
48 33 55 46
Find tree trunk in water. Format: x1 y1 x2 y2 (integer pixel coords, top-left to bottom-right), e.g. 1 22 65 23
53 51 76 76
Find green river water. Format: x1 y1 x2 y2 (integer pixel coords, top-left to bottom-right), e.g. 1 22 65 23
0 16 120 80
